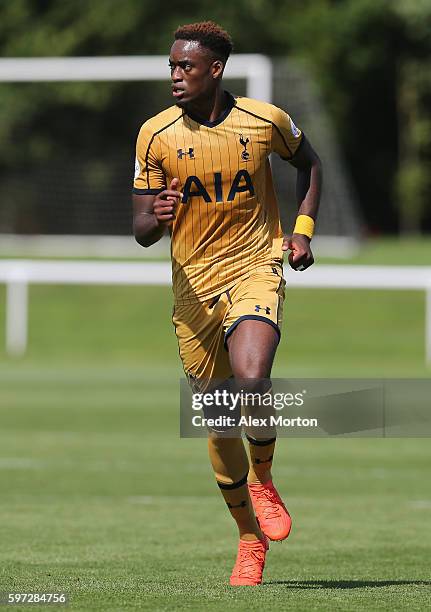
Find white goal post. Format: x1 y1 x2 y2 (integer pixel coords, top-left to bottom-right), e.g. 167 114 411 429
0 54 278 254
0 54 360 254
0 54 272 101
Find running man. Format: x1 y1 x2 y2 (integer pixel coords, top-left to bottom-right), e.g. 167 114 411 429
133 21 322 585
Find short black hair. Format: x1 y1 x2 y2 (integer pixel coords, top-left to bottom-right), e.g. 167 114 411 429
174 21 233 64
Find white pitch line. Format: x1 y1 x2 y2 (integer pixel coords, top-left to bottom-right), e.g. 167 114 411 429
0 458 44 469
408 500 431 509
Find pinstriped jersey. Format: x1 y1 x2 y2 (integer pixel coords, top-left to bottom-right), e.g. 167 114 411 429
133 92 303 304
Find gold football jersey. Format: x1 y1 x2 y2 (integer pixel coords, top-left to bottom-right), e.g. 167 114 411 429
134 92 303 304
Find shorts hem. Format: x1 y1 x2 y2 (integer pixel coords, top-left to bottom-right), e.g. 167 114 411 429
224 315 281 350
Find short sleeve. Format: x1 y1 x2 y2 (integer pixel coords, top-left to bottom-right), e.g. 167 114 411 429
271 107 303 160
133 121 166 195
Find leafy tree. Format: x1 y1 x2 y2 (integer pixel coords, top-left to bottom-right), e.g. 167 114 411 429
0 0 429 233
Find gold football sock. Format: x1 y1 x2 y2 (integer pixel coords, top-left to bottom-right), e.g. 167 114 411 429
208 435 261 540
246 434 276 484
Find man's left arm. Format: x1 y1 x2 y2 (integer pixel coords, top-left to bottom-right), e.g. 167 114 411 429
283 135 322 271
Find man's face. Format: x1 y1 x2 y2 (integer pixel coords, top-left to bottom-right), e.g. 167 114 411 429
169 40 222 106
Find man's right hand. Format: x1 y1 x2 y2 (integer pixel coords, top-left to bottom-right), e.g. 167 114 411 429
153 178 183 226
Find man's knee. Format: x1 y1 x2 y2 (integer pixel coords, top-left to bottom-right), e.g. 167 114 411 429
231 356 272 381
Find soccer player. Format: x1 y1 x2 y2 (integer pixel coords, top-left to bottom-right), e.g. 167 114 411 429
132 21 322 585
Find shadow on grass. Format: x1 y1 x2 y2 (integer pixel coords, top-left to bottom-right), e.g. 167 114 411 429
263 580 431 589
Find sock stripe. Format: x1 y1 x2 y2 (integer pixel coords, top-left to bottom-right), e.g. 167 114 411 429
216 472 248 490
246 434 276 447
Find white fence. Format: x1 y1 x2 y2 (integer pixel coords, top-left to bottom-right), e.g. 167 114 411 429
1 259 431 362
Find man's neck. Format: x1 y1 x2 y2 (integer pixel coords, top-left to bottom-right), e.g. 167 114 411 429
185 88 228 123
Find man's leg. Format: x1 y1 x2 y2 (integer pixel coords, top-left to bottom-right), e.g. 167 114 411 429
206 380 269 586
227 319 292 542
246 434 276 485
227 319 278 485
207 433 263 541
174 299 264 543
227 318 279 378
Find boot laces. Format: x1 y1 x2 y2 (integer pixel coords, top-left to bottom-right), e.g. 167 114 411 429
235 545 265 578
253 486 283 519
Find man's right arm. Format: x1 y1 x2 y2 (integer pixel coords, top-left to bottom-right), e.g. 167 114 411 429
133 193 165 248
133 178 182 248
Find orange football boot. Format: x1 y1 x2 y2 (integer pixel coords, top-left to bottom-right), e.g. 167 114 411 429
248 480 292 541
229 536 269 586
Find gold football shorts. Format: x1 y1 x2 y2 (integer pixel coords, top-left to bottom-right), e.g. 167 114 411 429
172 261 286 384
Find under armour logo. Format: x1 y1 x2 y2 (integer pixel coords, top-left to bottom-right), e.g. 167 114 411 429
239 134 250 161
255 305 271 315
177 147 194 159
227 500 247 509
255 454 274 465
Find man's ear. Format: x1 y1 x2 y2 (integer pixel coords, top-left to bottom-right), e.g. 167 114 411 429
212 60 224 79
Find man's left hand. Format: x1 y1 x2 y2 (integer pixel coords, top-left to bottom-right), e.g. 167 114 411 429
282 233 314 271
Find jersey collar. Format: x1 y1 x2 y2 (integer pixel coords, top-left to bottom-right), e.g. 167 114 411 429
183 91 236 128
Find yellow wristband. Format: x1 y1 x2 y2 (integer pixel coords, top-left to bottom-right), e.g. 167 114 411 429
293 214 315 239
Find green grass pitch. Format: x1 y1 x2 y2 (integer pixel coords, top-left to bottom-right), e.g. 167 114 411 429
0 282 430 610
